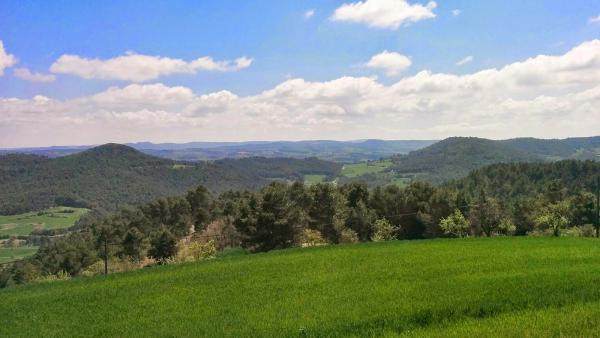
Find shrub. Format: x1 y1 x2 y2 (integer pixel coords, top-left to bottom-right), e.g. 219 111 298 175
33 270 71 284
338 228 359 244
440 209 470 238
299 229 327 247
176 240 217 263
563 224 596 238
498 218 517 236
372 218 396 242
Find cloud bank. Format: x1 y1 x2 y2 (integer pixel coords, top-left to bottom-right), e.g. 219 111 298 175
49 52 253 82
2 40 600 147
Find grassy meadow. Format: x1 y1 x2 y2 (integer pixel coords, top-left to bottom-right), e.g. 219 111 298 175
0 207 88 236
3 237 600 336
0 247 39 264
341 159 392 178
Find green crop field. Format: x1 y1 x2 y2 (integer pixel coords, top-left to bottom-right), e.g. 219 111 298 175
3 237 600 337
304 174 326 185
341 159 392 178
0 207 89 236
0 247 39 264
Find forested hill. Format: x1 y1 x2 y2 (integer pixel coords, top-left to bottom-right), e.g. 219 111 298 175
389 136 600 183
0 144 341 215
450 160 600 201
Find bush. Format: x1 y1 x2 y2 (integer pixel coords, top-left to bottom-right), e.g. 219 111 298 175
440 209 470 238
176 240 217 263
563 224 596 238
33 270 70 284
299 229 327 247
338 228 359 244
498 218 517 236
372 218 396 242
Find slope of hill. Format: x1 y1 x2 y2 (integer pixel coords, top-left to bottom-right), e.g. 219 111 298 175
3 237 600 336
0 144 341 215
389 137 536 183
378 136 600 183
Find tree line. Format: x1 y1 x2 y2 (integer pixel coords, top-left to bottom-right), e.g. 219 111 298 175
1 160 598 287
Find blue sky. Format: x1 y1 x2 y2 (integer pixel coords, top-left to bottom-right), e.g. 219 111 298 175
1 0 600 147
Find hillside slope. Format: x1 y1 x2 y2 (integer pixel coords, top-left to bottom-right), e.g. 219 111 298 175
387 136 600 183
0 144 341 215
2 238 600 337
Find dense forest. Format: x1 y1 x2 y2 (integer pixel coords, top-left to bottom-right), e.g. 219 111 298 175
0 144 341 216
2 159 598 287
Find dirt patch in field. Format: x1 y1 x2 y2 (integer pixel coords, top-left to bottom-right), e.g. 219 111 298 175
0 223 17 230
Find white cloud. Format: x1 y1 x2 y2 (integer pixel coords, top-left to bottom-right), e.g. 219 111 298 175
331 0 437 29
366 51 412 76
0 41 18 76
589 15 600 24
13 68 56 83
305 9 315 19
455 56 473 66
49 52 253 82
2 40 600 147
451 9 461 16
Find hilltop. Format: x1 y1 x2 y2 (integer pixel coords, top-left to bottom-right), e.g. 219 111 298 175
0 144 341 215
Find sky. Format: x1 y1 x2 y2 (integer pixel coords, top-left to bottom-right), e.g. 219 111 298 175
1 0 600 148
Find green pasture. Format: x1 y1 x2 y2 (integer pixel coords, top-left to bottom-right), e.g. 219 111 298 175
0 207 89 236
3 237 600 336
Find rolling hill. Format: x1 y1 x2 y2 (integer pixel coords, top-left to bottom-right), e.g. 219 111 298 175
3 237 600 336
0 144 341 215
386 136 600 183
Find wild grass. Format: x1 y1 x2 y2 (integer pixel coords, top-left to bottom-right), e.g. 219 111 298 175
0 246 39 264
2 237 600 337
0 207 88 236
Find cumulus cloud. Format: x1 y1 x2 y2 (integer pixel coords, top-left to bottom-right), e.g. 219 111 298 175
49 52 253 82
331 0 437 29
366 51 412 76
2 40 600 147
0 41 18 76
451 9 461 16
590 15 600 24
13 68 56 82
305 9 315 19
455 56 473 66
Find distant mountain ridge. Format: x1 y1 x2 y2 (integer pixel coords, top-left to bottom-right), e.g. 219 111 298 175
0 139 437 162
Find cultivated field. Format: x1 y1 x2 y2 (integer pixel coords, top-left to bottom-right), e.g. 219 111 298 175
0 207 89 236
2 237 600 336
341 159 392 178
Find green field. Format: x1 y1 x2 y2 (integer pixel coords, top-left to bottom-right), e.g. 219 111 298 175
3 237 600 336
304 174 327 185
341 159 393 178
0 247 39 264
0 207 89 236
